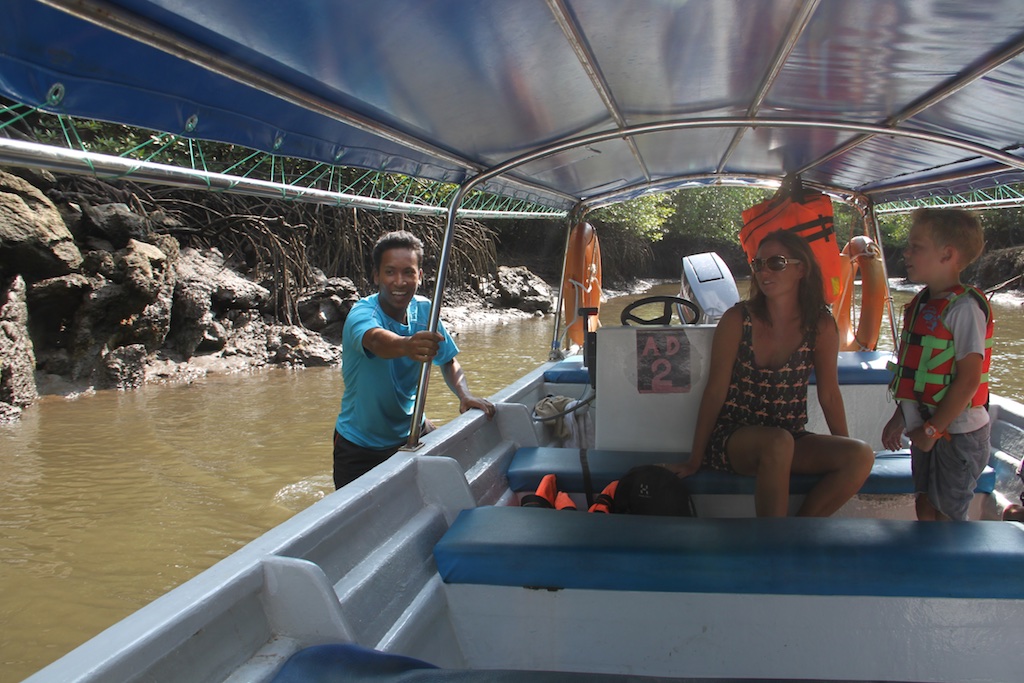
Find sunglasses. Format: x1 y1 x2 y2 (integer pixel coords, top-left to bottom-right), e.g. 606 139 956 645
750 255 800 273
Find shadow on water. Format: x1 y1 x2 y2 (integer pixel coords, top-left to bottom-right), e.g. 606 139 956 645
2 284 1023 680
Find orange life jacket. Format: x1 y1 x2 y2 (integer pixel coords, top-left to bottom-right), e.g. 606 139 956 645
888 285 993 409
740 188 843 303
588 481 618 513
520 473 576 510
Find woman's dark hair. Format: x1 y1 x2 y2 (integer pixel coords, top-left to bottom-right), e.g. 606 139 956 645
372 230 425 272
746 230 827 334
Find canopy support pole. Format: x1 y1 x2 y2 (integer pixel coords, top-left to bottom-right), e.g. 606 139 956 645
861 200 899 347
405 183 471 449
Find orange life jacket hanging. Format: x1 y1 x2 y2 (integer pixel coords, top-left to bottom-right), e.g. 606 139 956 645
740 176 843 303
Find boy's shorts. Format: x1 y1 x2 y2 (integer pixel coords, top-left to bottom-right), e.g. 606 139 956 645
911 421 991 521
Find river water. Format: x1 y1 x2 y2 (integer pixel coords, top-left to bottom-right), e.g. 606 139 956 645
2 282 1023 681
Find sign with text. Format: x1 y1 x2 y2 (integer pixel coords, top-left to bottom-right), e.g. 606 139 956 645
635 330 691 394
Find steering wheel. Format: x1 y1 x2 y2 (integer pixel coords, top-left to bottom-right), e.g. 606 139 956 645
620 295 701 326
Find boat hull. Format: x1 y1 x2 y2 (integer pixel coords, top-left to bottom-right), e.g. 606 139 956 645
23 352 1024 683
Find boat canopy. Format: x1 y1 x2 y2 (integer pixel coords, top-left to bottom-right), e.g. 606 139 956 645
4 0 1024 212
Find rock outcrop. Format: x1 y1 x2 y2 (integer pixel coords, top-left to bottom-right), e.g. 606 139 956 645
0 275 38 422
0 170 82 280
483 265 554 314
0 170 554 421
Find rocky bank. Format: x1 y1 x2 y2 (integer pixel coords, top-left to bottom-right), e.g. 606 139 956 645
0 169 556 422
4 167 1024 423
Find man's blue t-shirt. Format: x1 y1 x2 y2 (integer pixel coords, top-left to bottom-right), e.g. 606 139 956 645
335 294 459 449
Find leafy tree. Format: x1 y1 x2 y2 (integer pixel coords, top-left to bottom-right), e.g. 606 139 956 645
974 203 1024 250
666 186 774 239
588 194 675 241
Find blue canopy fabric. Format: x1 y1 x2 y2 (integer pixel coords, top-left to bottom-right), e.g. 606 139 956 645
4 0 1024 210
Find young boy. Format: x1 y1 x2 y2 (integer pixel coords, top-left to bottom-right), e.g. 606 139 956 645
882 208 993 521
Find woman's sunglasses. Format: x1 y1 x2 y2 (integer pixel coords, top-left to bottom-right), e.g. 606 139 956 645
750 255 800 273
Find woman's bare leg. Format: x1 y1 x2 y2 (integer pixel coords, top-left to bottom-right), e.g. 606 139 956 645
726 426 795 517
791 435 875 517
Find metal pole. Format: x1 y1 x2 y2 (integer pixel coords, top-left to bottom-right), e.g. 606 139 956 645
862 200 899 347
0 138 565 220
404 183 470 449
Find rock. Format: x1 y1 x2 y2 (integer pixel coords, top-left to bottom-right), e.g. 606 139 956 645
0 401 21 424
974 245 1024 290
169 276 215 357
268 324 341 367
102 343 148 391
493 265 554 313
5 165 57 191
220 311 271 362
25 237 176 383
177 247 270 311
297 277 359 331
116 237 178 351
81 202 150 249
43 235 179 382
0 275 39 410
0 170 83 281
26 273 90 353
170 248 270 357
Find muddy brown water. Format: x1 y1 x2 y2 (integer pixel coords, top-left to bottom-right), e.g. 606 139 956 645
3 282 1023 681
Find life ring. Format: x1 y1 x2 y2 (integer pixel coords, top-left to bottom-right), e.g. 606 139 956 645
834 235 887 351
561 221 602 347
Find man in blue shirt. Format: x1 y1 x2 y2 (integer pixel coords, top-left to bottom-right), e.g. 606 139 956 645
333 230 495 488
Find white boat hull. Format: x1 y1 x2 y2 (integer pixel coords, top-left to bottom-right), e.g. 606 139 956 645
23 349 1024 683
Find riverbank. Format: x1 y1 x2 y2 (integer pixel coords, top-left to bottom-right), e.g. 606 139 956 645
4 165 1023 421
0 168 568 420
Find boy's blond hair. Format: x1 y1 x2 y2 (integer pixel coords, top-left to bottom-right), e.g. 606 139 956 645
911 208 985 268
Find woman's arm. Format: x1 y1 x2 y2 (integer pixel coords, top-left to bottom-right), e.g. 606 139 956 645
812 315 850 437
669 306 743 477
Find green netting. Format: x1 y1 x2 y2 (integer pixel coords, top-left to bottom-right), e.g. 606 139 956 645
0 103 564 217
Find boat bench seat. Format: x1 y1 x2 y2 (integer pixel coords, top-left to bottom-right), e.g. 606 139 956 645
506 446 997 496
542 356 590 384
434 505 1024 598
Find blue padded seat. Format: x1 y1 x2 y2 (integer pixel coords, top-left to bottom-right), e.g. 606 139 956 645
506 447 996 496
542 356 590 384
809 350 893 385
434 506 1024 599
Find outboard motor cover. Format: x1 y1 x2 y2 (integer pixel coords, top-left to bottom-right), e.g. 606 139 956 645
680 252 739 323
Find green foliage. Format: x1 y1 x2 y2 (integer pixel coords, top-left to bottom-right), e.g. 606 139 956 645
976 204 1024 250
666 186 774 240
876 212 912 251
589 194 675 241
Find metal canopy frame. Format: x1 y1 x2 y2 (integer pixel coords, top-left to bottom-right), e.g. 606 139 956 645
5 1 1024 210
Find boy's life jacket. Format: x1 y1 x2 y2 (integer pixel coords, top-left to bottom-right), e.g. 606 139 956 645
888 285 994 409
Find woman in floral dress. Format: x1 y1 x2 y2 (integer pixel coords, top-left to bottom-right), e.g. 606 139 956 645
668 230 874 516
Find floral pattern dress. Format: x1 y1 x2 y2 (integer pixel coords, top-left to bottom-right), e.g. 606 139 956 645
704 305 816 473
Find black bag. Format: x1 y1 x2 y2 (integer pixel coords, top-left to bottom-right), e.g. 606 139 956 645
611 465 696 517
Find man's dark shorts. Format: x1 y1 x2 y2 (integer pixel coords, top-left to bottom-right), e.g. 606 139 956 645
333 430 401 489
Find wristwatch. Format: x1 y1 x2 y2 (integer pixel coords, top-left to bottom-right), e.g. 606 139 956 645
923 421 943 438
